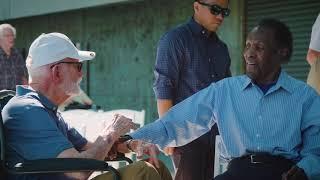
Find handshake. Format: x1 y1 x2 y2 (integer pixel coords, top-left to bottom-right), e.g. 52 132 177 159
101 114 161 168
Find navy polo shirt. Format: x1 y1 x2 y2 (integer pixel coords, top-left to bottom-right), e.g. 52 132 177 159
2 85 87 180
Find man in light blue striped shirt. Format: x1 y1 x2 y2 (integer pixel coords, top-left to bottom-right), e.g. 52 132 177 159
129 19 320 180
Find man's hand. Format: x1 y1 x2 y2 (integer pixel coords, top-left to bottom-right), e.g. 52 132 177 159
282 165 308 180
107 144 118 160
163 147 175 155
128 140 160 168
101 114 138 139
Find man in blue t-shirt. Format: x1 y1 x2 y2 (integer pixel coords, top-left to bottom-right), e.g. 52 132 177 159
2 33 172 180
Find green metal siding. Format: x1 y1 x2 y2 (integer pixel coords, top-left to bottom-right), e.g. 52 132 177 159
0 0 244 172
2 0 244 124
246 0 320 81
0 0 139 20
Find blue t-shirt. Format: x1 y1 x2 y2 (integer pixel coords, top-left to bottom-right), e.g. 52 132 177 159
2 85 87 180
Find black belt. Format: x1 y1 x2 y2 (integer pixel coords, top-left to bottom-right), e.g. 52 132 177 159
230 153 293 166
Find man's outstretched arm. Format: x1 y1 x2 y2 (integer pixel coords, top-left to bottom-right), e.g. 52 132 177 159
130 84 217 149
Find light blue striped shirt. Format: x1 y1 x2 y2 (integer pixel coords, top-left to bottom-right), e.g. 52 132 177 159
130 70 320 179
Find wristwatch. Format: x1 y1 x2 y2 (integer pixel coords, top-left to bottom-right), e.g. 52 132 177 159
118 135 133 143
118 135 134 151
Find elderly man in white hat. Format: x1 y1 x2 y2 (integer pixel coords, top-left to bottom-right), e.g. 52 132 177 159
2 32 172 180
307 14 320 93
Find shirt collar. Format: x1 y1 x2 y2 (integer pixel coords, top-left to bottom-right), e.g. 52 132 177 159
0 47 5 56
188 17 218 40
241 70 295 94
0 47 16 58
273 70 295 93
16 85 58 112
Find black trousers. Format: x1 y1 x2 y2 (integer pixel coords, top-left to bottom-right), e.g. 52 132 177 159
214 154 294 180
172 124 219 180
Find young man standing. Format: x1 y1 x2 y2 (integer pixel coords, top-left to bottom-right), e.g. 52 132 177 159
153 0 231 179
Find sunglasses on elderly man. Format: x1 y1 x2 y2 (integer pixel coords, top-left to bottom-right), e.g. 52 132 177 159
197 1 231 17
50 62 83 72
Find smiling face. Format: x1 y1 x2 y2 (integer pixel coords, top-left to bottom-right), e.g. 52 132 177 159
243 27 282 84
194 0 229 32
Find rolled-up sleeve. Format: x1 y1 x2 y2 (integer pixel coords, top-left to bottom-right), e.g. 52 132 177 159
66 123 88 151
153 32 183 99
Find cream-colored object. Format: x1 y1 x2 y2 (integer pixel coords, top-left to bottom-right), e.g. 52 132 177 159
61 108 145 170
61 109 145 141
307 58 320 94
59 89 93 111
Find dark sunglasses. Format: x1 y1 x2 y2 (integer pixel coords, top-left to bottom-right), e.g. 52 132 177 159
197 1 231 17
50 62 83 72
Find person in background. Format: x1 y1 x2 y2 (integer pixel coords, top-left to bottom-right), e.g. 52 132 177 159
0 23 28 90
153 0 231 179
2 32 172 180
130 18 320 180
306 13 320 94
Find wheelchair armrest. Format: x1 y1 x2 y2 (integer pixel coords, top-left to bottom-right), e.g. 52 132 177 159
10 158 115 173
105 153 133 164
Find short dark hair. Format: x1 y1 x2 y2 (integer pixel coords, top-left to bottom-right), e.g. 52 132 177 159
257 18 293 63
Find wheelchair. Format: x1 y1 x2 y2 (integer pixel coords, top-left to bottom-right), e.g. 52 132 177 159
0 89 131 180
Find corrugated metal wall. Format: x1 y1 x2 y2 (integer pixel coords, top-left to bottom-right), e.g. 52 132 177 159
245 0 320 81
4 0 190 124
2 0 244 124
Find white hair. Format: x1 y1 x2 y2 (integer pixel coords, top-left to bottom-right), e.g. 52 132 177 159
26 56 50 83
0 23 16 38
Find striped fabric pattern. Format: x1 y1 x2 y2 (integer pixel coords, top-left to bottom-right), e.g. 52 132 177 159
131 70 320 179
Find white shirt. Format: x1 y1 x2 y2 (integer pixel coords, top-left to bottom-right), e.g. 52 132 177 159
310 13 320 51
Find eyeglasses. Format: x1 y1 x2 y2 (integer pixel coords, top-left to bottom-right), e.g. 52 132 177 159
197 1 231 17
50 62 83 72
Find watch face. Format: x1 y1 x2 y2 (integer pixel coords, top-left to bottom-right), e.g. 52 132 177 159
118 135 133 143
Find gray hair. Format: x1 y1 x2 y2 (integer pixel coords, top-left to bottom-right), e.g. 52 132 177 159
0 24 16 38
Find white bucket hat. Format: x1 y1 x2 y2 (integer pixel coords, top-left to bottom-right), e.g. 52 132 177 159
27 32 95 69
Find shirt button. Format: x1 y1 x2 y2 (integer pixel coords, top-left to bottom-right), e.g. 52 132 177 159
256 134 260 138
211 74 215 78
202 30 205 34
258 115 262 120
257 146 261 150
